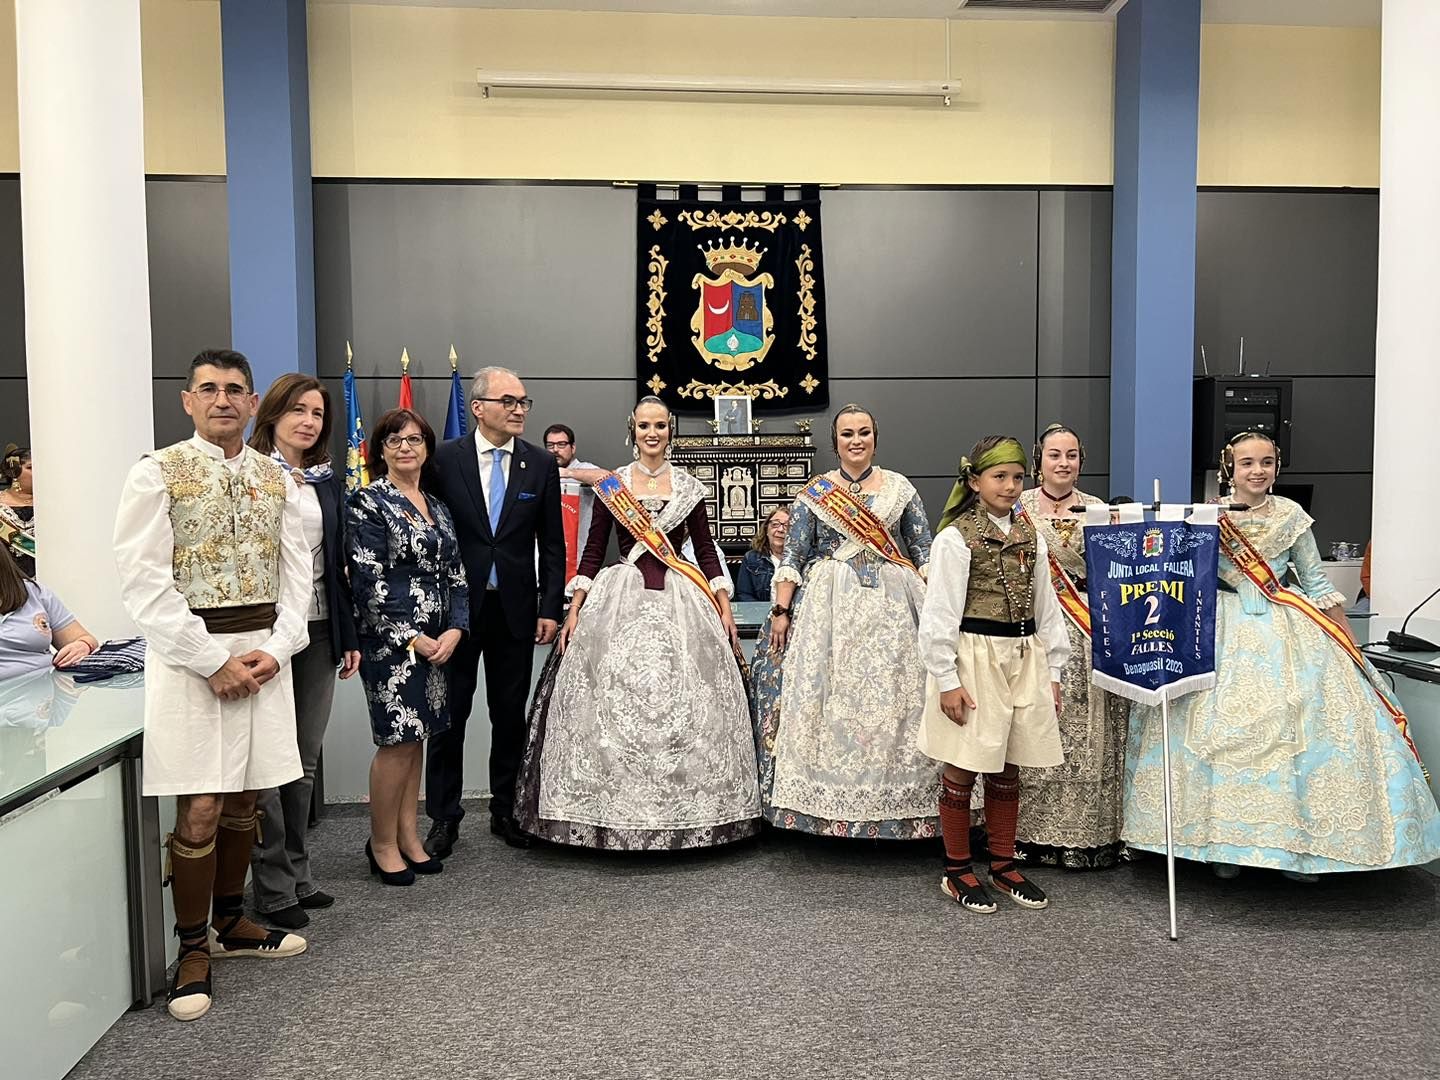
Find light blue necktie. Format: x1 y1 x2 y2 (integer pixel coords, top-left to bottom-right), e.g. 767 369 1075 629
488 447 507 587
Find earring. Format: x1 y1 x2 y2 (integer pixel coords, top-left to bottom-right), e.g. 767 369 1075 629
631 443 640 461
664 443 672 461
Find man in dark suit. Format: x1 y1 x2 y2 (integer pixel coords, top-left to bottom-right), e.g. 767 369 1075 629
426 366 564 853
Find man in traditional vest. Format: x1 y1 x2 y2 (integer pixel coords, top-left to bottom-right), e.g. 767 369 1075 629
114 349 313 1022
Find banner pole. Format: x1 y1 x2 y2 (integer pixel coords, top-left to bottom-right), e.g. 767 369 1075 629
1160 690 1179 941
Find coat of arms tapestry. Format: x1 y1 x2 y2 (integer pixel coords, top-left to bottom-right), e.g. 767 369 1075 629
636 183 829 413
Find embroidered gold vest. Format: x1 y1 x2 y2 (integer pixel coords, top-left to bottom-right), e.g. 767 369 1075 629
952 510 1038 622
150 441 287 610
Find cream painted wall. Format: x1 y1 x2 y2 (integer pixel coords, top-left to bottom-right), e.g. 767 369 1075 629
0 4 1383 186
307 7 1114 183
1199 24 1379 187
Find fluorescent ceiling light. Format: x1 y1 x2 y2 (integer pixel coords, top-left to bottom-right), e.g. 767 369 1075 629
475 69 956 105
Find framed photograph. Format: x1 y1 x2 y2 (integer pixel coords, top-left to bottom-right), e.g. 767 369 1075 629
714 394 752 436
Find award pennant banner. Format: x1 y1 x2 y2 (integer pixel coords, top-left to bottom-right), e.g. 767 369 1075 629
636 183 829 413
1084 520 1220 705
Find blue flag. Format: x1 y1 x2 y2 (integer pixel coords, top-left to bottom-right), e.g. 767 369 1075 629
1084 520 1219 704
444 366 467 441
344 367 370 493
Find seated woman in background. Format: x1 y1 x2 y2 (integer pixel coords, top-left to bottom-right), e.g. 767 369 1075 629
0 446 36 577
0 546 98 681
735 506 790 603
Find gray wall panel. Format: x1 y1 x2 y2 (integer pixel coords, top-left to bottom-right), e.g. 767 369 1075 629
313 183 634 380
1195 191 1378 378
1038 190 1111 377
0 179 23 380
822 189 1038 378
1035 376 1110 474
1288 377 1373 474
151 379 194 449
0 379 29 448
146 180 232 375
1277 472 1371 552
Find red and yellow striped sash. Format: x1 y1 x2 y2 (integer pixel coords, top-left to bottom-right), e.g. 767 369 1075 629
1015 507 1091 638
1219 513 1425 774
594 474 722 617
799 476 920 577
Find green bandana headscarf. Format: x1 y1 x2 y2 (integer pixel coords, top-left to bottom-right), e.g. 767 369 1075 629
937 438 1029 532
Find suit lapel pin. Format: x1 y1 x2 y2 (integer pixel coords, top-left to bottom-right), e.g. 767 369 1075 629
520 460 527 470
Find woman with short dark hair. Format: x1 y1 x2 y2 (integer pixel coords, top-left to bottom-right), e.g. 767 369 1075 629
245 374 361 928
346 408 468 885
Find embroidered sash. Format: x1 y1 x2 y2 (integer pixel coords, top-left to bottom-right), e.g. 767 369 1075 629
1219 513 1426 776
594 474 722 616
1016 508 1091 638
798 476 920 577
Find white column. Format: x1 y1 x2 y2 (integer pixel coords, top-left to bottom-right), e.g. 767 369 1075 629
1373 1 1440 618
15 0 155 637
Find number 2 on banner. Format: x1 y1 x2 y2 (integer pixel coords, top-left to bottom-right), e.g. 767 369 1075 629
1144 595 1161 626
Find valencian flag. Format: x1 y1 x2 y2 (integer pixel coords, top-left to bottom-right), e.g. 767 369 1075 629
636 183 828 413
1084 515 1219 704
343 343 370 493
398 347 414 410
444 344 467 440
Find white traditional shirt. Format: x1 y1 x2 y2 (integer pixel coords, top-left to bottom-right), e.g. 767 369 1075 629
919 512 1070 692
113 434 312 678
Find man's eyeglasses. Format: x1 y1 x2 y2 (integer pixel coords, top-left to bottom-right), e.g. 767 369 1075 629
188 383 250 402
382 434 426 449
477 396 535 413
544 440 572 450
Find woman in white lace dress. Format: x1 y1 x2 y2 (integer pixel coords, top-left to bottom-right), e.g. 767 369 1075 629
513 398 760 850
750 405 940 839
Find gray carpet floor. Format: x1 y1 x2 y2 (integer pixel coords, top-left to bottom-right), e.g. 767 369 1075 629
71 802 1439 1080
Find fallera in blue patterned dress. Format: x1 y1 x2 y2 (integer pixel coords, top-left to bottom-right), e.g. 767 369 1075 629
346 478 470 746
750 467 941 839
1123 495 1440 874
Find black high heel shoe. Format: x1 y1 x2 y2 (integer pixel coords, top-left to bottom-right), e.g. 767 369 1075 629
365 840 415 886
402 850 444 875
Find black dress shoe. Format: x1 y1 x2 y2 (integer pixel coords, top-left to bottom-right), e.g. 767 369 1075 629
265 904 310 930
424 819 459 859
297 890 335 910
490 815 533 849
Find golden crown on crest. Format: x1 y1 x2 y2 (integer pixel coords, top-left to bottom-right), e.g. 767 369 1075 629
699 237 766 276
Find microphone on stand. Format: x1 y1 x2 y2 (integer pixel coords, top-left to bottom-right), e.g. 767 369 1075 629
1386 583 1440 653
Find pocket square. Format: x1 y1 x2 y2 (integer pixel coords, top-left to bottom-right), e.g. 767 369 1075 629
517 491 537 501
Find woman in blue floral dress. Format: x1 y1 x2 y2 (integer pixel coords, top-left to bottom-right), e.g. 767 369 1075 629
750 405 940 839
347 409 468 883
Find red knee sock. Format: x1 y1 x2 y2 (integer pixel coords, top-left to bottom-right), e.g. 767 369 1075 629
939 775 976 873
984 772 1021 865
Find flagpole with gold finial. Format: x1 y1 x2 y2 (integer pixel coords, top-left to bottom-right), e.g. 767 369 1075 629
445 343 467 439
398 346 414 410
343 340 370 491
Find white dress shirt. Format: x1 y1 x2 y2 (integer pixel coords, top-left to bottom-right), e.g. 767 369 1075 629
475 434 516 510
919 512 1070 692
113 435 313 678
